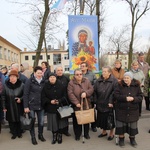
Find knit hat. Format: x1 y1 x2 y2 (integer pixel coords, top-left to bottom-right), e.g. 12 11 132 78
49 72 57 78
124 72 133 80
9 70 19 78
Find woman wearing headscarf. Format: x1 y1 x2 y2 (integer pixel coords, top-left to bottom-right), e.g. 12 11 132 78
114 72 143 147
1 70 24 139
41 73 68 144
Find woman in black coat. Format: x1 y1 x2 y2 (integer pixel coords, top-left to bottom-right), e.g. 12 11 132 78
114 72 143 147
94 66 118 141
41 73 68 144
1 70 24 139
23 66 46 145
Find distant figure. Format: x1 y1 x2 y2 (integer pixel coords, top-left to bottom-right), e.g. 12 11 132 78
41 61 51 80
1 66 8 80
137 52 150 111
111 59 125 82
20 62 32 78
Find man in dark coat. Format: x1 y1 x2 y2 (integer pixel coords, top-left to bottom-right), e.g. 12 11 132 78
55 66 71 136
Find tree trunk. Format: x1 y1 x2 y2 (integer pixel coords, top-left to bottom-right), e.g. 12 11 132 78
33 0 49 68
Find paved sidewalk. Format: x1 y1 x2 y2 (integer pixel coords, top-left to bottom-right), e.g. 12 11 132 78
0 101 150 150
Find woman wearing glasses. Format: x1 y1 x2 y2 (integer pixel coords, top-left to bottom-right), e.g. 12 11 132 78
68 68 94 141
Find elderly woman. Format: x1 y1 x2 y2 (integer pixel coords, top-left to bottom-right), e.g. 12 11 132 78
1 70 24 139
68 68 94 141
130 60 145 116
94 66 118 141
114 72 143 147
41 73 68 144
111 59 125 82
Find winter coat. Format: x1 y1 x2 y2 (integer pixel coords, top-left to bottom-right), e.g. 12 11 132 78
41 80 67 113
114 79 143 123
23 74 45 110
1 79 24 122
57 75 70 99
43 68 51 80
67 77 94 111
138 60 150 77
111 67 125 82
130 69 145 92
94 74 118 112
82 70 97 86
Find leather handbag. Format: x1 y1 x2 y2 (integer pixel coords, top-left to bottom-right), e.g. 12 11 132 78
106 110 115 130
20 114 34 130
75 98 95 125
57 98 74 118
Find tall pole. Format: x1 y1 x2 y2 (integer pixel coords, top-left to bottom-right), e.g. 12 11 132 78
96 0 100 69
79 0 83 15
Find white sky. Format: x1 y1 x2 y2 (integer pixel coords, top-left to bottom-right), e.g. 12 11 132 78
0 0 150 51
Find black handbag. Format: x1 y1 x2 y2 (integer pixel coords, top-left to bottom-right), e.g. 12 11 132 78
57 98 74 118
106 111 115 130
20 114 34 130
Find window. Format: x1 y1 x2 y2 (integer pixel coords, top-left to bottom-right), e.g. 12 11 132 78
32 55 36 60
47 55 50 60
8 50 10 60
64 65 69 71
25 56 29 60
4 48 7 60
40 55 43 60
0 46 2 59
64 54 69 60
11 52 14 61
53 54 61 65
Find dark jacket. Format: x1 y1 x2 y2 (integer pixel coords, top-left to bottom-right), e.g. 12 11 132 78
94 74 118 112
23 74 45 110
1 79 24 122
114 79 143 123
57 74 70 100
43 68 51 80
41 80 67 113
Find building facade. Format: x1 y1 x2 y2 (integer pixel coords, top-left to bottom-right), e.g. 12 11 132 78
0 36 21 69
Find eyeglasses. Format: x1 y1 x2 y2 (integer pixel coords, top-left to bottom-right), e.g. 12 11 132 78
75 73 82 76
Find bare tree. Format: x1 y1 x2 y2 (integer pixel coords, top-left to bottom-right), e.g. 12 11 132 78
122 0 150 69
108 26 130 59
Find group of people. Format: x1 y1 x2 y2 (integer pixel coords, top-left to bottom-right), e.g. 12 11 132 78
0 52 149 148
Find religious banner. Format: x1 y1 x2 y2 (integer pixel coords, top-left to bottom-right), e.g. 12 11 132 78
68 15 99 74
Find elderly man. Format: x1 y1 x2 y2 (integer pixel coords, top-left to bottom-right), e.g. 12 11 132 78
55 66 71 136
137 52 150 110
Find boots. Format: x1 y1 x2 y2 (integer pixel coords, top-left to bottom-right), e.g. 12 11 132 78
38 134 46 142
31 137 38 145
57 133 62 144
119 137 125 147
129 137 137 147
51 133 57 144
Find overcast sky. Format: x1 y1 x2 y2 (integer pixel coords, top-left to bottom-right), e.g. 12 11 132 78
0 0 150 51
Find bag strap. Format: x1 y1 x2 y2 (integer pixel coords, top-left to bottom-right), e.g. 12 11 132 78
80 98 89 111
